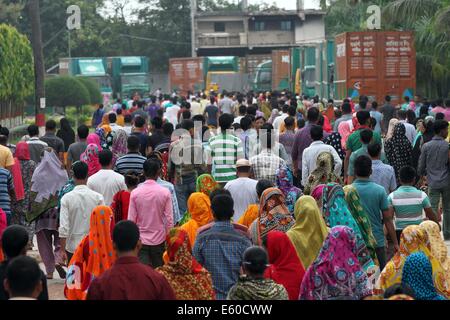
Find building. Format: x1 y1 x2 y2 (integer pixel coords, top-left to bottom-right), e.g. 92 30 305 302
192 0 326 57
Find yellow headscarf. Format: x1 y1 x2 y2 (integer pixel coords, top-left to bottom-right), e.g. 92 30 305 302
420 221 450 273
377 225 450 298
237 204 259 228
286 195 328 269
180 193 214 247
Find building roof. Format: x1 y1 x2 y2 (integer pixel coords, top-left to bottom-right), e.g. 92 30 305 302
195 9 325 18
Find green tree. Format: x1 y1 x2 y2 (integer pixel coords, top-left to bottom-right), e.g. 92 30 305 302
0 0 23 24
76 77 103 104
45 76 90 107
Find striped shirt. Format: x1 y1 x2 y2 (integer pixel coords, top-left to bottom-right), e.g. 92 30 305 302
208 133 243 183
0 169 13 216
388 186 431 230
114 153 147 175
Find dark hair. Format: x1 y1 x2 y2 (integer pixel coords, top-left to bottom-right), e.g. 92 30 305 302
367 143 382 158
152 117 163 130
60 118 71 131
232 123 240 131
134 116 145 128
406 110 416 124
260 123 274 149
256 180 273 198
360 129 373 144
354 155 372 177
2 225 29 258
124 171 141 189
27 125 39 137
310 125 323 141
342 103 352 114
211 194 234 221
192 114 205 124
397 109 407 120
181 119 195 131
0 127 9 137
307 107 320 123
435 112 445 121
385 95 391 102
297 118 306 129
6 256 41 297
400 166 416 184
247 105 257 116
356 111 371 125
182 110 191 120
383 283 415 299
238 105 247 115
317 115 325 127
163 122 174 137
127 135 140 151
359 100 367 110
284 116 295 128
433 119 448 135
45 120 57 131
72 161 88 180
242 246 269 275
240 116 252 131
108 113 117 124
98 149 113 167
287 106 296 117
113 221 140 252
143 159 160 178
219 114 234 132
404 96 410 102
117 108 123 115
210 96 216 104
124 114 132 124
282 104 289 113
77 125 89 139
371 101 378 110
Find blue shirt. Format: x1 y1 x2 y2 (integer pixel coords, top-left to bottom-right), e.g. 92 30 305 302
193 221 251 300
352 179 389 247
370 110 382 134
157 178 181 224
92 108 105 127
0 169 13 216
370 160 397 194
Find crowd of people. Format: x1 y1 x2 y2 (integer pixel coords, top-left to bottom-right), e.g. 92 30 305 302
0 90 448 300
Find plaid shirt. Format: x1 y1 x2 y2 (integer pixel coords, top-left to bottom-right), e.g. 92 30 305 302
193 221 251 300
250 149 287 184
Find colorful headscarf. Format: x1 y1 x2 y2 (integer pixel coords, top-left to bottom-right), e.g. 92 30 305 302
15 141 30 161
237 204 259 228
385 123 412 182
343 185 379 265
402 251 446 300
303 152 341 195
287 196 328 269
86 133 102 151
322 183 376 272
196 174 219 196
275 167 302 214
65 206 116 300
264 231 305 300
299 226 373 300
180 193 214 247
111 129 128 164
338 120 352 149
250 188 295 245
420 221 450 273
80 144 102 177
377 225 450 298
157 228 215 300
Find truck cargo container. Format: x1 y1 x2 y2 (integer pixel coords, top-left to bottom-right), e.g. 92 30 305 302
252 50 291 92
111 56 150 99
169 57 204 95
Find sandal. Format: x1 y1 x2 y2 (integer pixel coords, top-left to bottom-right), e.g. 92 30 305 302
55 264 66 279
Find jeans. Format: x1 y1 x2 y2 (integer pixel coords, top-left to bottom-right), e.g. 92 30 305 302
375 247 387 271
429 184 450 239
175 177 196 215
138 242 165 268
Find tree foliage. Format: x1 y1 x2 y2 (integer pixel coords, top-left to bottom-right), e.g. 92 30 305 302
76 77 103 105
45 76 90 107
0 24 34 102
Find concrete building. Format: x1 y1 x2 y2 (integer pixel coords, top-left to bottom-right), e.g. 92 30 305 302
191 0 326 57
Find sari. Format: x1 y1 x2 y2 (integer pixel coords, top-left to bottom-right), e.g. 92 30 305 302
343 185 379 265
237 204 259 228
157 228 215 300
287 196 328 269
385 123 412 182
303 152 341 195
321 183 376 272
264 231 305 300
111 129 128 165
180 193 214 247
275 167 302 214
377 225 450 298
65 206 116 300
249 188 295 245
420 221 450 273
299 226 373 300
196 174 219 196
402 251 446 300
80 144 101 177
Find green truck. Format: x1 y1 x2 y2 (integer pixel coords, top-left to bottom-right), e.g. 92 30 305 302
203 56 243 92
111 56 150 99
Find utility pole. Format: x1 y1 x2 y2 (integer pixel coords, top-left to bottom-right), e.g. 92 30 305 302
27 0 46 133
190 0 197 57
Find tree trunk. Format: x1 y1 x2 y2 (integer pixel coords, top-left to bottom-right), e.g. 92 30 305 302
27 0 46 133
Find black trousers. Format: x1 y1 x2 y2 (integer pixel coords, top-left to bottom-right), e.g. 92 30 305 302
138 242 165 268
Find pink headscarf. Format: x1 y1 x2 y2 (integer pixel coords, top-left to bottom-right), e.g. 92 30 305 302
338 121 352 150
87 133 102 151
311 184 325 202
80 144 102 177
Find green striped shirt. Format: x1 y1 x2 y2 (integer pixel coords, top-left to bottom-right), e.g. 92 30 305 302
208 133 243 183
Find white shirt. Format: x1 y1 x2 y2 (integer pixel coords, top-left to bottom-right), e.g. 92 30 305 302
87 169 127 206
109 123 124 134
233 116 244 125
123 125 132 135
165 105 181 126
224 177 258 221
190 101 203 116
272 113 288 132
399 120 417 145
302 141 342 186
58 185 105 253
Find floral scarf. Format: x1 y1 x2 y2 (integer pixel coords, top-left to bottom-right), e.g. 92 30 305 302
196 174 219 196
250 188 295 245
227 276 288 300
385 123 412 182
157 228 215 300
80 144 102 177
420 221 450 273
303 152 341 195
322 183 376 273
65 206 116 300
299 226 373 300
275 167 302 214
111 129 128 165
86 133 102 151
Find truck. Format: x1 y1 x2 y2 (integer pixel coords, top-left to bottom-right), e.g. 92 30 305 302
169 57 205 95
252 50 291 92
110 56 150 99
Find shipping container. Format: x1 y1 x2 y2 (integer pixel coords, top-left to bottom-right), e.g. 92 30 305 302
169 57 205 95
335 31 416 104
271 50 291 91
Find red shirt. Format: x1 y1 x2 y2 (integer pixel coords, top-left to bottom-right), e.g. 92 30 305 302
111 190 130 223
86 256 176 300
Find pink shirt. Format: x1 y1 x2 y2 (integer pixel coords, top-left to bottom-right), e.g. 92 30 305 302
128 180 173 246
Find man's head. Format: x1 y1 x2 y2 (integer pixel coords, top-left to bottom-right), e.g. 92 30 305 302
77 125 89 140
371 101 378 110
282 105 289 114
98 149 113 169
433 119 449 138
143 159 161 180
356 110 371 126
256 180 273 199
284 116 295 130
404 96 410 103
0 127 9 140
385 95 391 103
108 113 117 124
219 114 234 132
436 113 445 121
2 225 29 259
238 105 247 116
163 122 174 137
310 125 323 141
117 108 123 116
72 161 89 184
113 221 141 257
211 194 234 221
124 114 132 125
45 120 57 132
134 116 145 129
151 117 163 131
354 155 372 178
247 105 257 116
4 256 42 299
27 125 39 138
399 166 416 186
359 100 367 110
367 142 382 160
360 129 373 145
242 246 269 278
127 135 140 153
341 102 352 115
240 116 253 132
99 104 104 109
181 119 195 137
0 136 7 146
236 159 251 177
397 109 407 120
306 107 320 123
